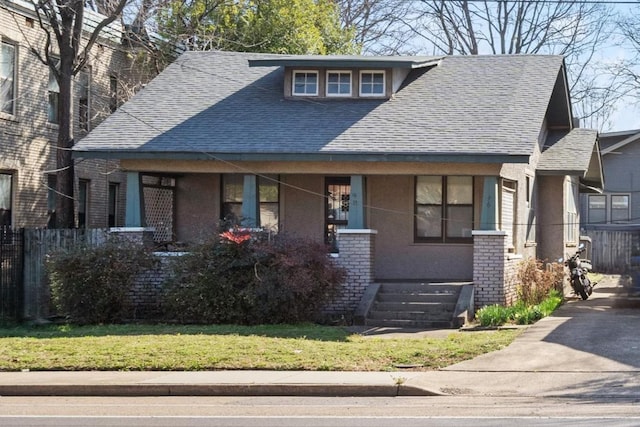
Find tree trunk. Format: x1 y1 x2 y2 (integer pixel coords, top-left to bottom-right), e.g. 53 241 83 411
55 26 76 228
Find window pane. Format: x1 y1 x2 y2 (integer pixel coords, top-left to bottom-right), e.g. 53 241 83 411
293 72 317 95
447 176 473 204
611 195 629 209
416 205 441 237
259 175 278 202
223 174 243 202
0 173 11 210
108 183 118 227
447 206 473 238
260 203 278 230
416 176 442 204
327 72 351 96
588 195 606 209
588 209 606 224
612 209 629 222
1 42 15 114
48 92 59 123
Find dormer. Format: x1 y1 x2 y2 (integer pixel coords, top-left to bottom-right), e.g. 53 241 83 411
248 55 443 100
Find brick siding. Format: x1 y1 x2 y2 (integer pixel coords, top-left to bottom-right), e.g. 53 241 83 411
1 3 146 228
472 230 521 307
324 229 377 317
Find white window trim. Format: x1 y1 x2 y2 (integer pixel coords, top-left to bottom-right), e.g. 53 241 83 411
292 70 319 96
611 193 631 223
326 70 352 97
587 194 607 224
359 70 385 97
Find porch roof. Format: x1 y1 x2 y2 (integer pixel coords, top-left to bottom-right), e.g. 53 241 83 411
537 128 604 192
73 51 571 164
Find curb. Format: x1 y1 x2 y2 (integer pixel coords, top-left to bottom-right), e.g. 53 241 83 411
0 383 443 397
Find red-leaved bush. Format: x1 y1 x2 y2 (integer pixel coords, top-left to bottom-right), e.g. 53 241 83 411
162 232 345 324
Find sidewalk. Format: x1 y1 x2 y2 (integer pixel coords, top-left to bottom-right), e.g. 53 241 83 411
0 275 638 398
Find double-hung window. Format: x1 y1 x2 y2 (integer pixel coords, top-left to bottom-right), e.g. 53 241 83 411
326 71 351 97
415 176 473 243
587 195 606 224
611 195 630 223
78 179 89 228
359 70 385 96
48 59 60 124
76 68 90 130
1 41 16 115
222 174 279 231
0 172 13 228
292 71 318 96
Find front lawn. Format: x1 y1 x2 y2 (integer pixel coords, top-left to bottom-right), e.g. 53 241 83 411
0 324 519 371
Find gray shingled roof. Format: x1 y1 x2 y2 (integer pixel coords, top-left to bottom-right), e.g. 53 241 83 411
538 128 598 174
74 51 569 162
538 128 603 190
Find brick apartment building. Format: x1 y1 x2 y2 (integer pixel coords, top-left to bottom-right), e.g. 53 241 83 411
1 0 143 229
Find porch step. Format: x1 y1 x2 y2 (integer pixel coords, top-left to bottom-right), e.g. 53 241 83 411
363 282 470 329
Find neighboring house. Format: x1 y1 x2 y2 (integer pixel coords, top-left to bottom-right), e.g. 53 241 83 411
0 0 138 229
73 51 603 313
580 129 640 271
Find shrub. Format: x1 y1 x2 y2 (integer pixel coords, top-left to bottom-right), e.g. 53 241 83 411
162 230 346 324
516 258 564 306
46 239 155 324
475 290 563 327
475 304 515 326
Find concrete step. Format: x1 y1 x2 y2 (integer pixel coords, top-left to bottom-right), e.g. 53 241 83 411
364 318 454 329
363 281 468 329
376 293 458 303
367 310 454 322
372 301 456 312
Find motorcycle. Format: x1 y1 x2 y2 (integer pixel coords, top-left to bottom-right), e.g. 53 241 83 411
563 244 594 300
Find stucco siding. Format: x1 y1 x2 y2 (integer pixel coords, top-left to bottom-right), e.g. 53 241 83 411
280 174 325 242
368 175 473 280
537 175 570 262
174 174 220 243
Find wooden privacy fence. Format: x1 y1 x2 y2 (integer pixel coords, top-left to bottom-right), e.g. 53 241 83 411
580 229 640 274
23 228 108 320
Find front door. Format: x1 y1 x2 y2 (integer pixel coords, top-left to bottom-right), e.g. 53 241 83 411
325 177 350 252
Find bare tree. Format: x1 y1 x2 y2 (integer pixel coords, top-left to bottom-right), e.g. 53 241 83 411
336 0 416 54
29 0 128 228
398 0 617 128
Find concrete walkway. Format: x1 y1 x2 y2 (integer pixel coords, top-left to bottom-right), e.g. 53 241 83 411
0 275 638 398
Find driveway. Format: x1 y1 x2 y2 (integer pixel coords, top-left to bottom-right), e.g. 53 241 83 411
408 274 640 397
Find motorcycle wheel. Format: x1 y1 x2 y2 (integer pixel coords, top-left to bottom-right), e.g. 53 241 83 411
574 277 589 300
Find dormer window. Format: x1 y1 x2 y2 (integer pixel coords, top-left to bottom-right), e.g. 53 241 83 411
326 71 351 97
360 70 385 97
292 70 318 96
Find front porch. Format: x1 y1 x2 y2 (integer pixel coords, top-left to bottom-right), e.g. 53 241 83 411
121 170 526 319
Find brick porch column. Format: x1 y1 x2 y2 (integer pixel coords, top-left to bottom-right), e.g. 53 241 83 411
109 227 155 248
472 230 520 308
328 229 377 316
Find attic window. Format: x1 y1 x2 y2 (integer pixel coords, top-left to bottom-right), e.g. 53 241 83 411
292 70 318 96
360 70 385 96
326 71 351 97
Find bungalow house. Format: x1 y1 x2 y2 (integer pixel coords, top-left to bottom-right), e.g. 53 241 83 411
72 51 603 324
581 129 640 272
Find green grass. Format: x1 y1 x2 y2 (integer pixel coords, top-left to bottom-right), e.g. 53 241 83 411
0 323 520 372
